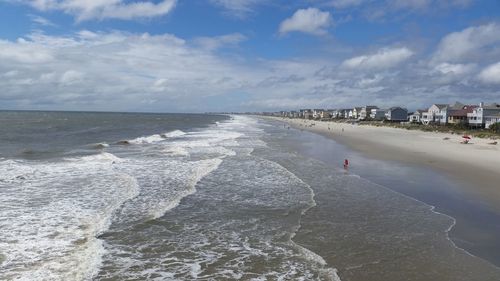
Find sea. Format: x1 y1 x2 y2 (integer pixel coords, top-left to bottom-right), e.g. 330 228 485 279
0 111 499 281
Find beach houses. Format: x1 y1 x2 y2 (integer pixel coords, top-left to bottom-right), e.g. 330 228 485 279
351 107 363 119
320 110 332 119
421 104 448 125
447 105 477 125
301 109 312 119
485 113 500 129
385 107 408 122
312 109 324 119
409 110 426 123
329 109 340 119
359 106 378 120
468 103 500 128
370 108 386 120
334 109 349 119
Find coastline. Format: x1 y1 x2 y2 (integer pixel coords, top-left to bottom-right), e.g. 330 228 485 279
267 116 500 214
257 115 500 271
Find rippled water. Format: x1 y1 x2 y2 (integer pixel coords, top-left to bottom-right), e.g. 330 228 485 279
1 112 499 280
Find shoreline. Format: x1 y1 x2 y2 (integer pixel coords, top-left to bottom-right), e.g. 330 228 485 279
259 116 500 268
256 117 500 279
267 117 500 214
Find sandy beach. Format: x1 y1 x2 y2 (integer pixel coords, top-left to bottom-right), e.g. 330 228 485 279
270 117 500 213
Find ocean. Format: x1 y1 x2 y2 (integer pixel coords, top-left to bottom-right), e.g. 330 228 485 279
0 111 499 281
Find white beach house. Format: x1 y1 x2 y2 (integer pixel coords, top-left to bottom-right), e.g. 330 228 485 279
468 103 500 128
359 106 378 120
421 104 448 125
409 110 426 123
312 109 324 119
485 113 500 129
351 107 363 119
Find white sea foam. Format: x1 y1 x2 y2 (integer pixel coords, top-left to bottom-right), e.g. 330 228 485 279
0 153 140 281
74 152 124 163
161 129 186 138
128 134 165 144
161 146 190 156
111 157 223 225
94 116 346 280
128 130 186 145
91 143 109 149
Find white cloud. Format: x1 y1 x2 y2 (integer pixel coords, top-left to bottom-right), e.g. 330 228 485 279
21 0 177 21
0 31 263 111
0 39 54 63
29 14 57 26
326 0 365 8
60 70 84 85
279 8 332 35
433 23 500 63
1 23 499 112
342 47 413 69
209 0 264 18
434 63 475 75
478 62 500 85
193 33 247 51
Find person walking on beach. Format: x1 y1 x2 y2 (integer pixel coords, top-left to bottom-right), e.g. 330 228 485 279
344 159 349 169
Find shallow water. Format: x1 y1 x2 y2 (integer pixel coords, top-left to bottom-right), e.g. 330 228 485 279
1 113 499 280
273 120 500 267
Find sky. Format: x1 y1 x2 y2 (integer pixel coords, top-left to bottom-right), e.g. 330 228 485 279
0 0 500 112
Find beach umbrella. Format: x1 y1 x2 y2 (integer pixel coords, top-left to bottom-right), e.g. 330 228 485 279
462 135 471 139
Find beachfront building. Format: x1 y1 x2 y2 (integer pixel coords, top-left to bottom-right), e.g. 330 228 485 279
385 107 408 122
347 109 354 119
352 107 363 119
468 103 500 128
421 104 448 125
409 110 426 123
333 109 348 119
370 108 386 120
439 102 467 124
319 110 331 119
485 113 500 129
447 105 477 125
302 109 312 119
312 109 324 119
359 106 378 120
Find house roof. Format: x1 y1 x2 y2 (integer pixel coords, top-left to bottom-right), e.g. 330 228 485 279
389 106 406 111
433 104 449 110
486 112 500 118
483 104 500 109
450 102 465 110
449 106 477 117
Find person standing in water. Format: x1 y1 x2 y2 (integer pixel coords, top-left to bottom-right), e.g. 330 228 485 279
343 159 349 169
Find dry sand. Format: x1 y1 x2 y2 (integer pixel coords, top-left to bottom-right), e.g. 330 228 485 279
270 117 500 213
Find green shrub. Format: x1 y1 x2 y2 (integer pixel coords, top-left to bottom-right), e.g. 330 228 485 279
490 122 500 133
